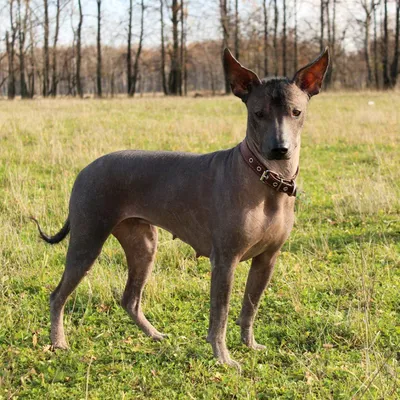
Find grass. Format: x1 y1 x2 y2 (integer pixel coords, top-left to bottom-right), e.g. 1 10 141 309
0 92 399 399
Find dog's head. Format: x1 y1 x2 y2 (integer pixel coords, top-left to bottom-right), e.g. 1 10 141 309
224 48 330 161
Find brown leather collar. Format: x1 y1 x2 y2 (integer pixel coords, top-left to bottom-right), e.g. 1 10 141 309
239 140 298 197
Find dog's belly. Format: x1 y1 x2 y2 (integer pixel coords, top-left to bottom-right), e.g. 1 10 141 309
152 221 212 258
133 209 214 258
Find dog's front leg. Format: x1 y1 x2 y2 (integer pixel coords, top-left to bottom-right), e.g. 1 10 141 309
236 251 278 350
206 251 240 369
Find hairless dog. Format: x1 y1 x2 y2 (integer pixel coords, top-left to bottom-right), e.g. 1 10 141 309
33 48 330 370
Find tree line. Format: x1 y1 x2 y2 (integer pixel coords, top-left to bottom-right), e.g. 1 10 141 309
0 0 399 99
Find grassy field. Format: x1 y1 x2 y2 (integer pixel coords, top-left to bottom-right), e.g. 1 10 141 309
0 92 399 399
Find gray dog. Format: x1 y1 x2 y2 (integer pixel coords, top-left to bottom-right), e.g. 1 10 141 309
33 48 329 369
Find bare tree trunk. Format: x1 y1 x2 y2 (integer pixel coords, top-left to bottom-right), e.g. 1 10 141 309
359 1 375 87
220 0 230 93
209 67 216 95
324 0 336 88
179 0 184 95
330 0 336 85
96 0 102 97
160 0 168 95
180 0 187 95
263 0 269 76
320 0 325 52
390 0 400 87
110 71 115 97
326 0 331 46
6 0 16 100
382 0 390 88
28 2 35 97
169 0 181 95
293 0 298 73
183 56 188 95
234 0 239 60
76 0 83 98
130 0 144 96
127 0 133 95
373 1 380 88
51 0 61 96
138 73 143 96
6 32 16 100
17 0 28 98
282 0 287 76
273 0 278 76
43 0 49 97
364 10 372 87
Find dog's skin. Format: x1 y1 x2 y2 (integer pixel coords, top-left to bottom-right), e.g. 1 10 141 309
33 48 329 370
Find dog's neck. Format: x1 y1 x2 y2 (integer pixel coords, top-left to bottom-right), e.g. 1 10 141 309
245 136 300 179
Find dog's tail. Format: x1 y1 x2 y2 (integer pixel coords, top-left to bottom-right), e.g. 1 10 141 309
30 217 70 244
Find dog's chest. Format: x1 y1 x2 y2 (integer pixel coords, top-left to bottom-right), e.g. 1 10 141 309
241 201 295 260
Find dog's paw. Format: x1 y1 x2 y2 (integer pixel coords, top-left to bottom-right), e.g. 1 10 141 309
51 341 69 351
151 332 168 341
218 356 242 372
241 333 267 351
248 342 266 351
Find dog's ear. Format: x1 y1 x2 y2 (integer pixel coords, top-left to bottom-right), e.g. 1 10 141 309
292 47 330 97
223 48 261 101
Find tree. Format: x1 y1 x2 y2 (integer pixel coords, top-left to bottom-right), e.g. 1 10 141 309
17 0 29 98
357 0 378 87
169 0 181 95
293 0 298 73
43 0 49 96
320 0 325 52
390 0 400 87
96 0 102 97
324 0 337 87
180 0 187 95
220 0 230 93
262 0 269 76
373 0 380 88
282 0 287 76
234 0 239 60
130 0 145 96
382 0 390 88
160 0 168 95
127 0 133 95
273 0 278 75
27 1 36 97
76 0 83 98
51 0 61 96
6 0 17 99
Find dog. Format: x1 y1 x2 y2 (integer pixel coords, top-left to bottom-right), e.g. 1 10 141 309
33 47 330 370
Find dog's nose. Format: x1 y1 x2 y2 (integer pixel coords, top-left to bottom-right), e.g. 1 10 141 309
271 147 289 156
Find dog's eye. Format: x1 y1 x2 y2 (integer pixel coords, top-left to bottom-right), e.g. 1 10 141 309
292 109 301 117
255 111 264 118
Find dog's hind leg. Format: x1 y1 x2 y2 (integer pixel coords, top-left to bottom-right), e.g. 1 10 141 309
112 219 165 341
50 228 109 349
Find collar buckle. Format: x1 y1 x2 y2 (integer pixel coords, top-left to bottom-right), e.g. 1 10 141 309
259 170 270 183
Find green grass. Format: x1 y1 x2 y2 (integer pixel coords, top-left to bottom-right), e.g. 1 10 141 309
0 93 399 399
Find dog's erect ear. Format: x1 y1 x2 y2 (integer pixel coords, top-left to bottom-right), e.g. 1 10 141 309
223 48 261 100
292 47 330 97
